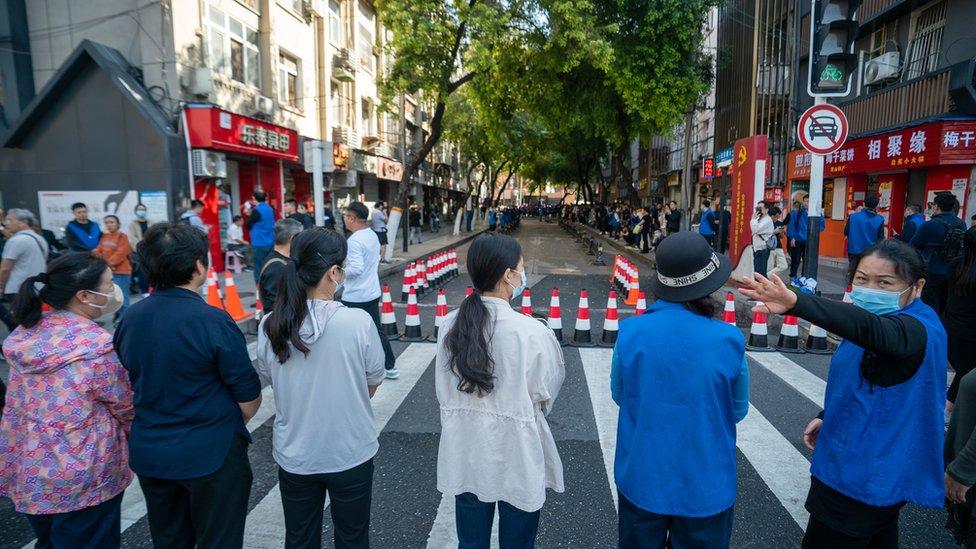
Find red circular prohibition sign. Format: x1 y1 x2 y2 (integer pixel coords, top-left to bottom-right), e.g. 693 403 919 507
797 103 849 155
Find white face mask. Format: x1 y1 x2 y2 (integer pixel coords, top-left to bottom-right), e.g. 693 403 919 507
85 283 124 317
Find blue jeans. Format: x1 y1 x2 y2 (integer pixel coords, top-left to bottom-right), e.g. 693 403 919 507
455 492 541 549
617 491 733 549
113 274 131 321
26 492 122 549
252 246 273 285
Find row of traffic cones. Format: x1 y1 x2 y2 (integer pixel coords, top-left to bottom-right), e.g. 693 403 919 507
205 268 251 322
610 256 641 306
400 249 459 301
722 292 831 355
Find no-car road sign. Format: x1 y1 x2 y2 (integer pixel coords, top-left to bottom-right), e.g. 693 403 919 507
797 103 849 155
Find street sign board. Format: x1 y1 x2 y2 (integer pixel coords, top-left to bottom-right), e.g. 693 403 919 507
797 103 849 155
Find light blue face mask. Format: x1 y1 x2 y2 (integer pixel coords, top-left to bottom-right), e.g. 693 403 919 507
849 285 912 316
508 269 527 301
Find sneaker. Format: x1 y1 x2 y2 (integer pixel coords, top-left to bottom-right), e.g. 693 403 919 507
385 368 401 380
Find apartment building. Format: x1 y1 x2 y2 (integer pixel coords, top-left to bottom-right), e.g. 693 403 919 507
785 0 976 259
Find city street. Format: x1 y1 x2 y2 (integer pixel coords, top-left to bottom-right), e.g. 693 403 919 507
0 220 954 548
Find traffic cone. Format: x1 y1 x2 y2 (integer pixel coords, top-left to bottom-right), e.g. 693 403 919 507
624 271 640 306
842 284 853 304
571 289 595 347
380 285 400 340
253 298 264 324
805 323 832 354
745 308 773 351
635 291 647 315
222 272 250 322
401 263 415 302
450 248 459 278
722 292 737 326
520 288 533 316
428 289 448 342
547 288 564 345
400 287 425 341
600 290 619 346
609 256 621 285
430 254 441 287
416 261 429 296
206 268 225 310
776 314 805 353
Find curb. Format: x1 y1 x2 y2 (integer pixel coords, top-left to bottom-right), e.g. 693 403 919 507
566 222 657 270
378 230 486 279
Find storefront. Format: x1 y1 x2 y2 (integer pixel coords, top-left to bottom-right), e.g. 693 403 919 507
182 104 299 271
785 119 976 259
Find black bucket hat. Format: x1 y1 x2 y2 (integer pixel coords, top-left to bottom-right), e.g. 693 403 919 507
650 232 732 302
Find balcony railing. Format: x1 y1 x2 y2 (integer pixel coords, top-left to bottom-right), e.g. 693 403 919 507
838 68 951 135
859 0 907 23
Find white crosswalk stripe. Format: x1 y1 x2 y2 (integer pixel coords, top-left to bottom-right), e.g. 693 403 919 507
746 351 826 407
577 347 619 511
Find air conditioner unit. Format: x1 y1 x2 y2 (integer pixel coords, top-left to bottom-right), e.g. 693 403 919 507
374 142 391 157
864 52 901 85
252 95 275 117
332 125 360 148
191 149 227 178
181 67 213 96
333 49 356 81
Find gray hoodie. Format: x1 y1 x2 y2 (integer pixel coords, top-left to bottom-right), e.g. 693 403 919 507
256 300 386 474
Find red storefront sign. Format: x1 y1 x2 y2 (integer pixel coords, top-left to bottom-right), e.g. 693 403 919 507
788 120 976 180
729 135 769 269
184 105 299 162
703 158 715 179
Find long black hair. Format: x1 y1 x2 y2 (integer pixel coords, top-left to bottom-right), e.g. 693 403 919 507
13 252 108 328
263 228 347 363
952 228 976 296
848 239 926 286
443 233 522 396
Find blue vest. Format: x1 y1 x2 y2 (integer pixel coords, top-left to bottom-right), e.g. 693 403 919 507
614 300 745 517
698 210 716 236
846 210 884 255
250 202 275 247
811 298 947 508
906 213 926 233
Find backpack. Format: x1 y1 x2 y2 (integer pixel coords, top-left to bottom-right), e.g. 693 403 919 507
936 217 966 262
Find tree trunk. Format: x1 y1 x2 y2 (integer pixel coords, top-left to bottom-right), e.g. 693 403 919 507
492 168 516 208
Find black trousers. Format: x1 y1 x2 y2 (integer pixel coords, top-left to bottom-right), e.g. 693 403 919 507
640 231 651 253
790 241 807 278
278 459 374 549
949 334 976 402
342 297 396 369
921 272 948 315
27 492 123 549
753 248 771 278
802 515 898 549
138 434 253 549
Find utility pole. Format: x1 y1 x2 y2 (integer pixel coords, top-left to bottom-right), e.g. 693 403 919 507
400 93 409 254
680 109 695 231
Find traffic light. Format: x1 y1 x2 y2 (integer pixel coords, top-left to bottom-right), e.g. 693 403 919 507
807 0 861 97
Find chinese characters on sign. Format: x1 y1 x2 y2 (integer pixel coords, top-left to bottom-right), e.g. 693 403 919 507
703 158 715 179
240 124 292 152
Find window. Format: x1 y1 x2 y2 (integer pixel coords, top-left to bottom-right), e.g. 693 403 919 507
904 1 946 80
330 80 343 125
279 53 300 107
205 4 261 88
361 98 376 135
357 1 375 72
329 0 343 46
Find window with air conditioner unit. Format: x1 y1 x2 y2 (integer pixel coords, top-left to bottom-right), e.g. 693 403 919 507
205 4 260 88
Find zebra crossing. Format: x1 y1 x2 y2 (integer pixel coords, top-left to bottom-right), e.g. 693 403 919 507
9 338 955 548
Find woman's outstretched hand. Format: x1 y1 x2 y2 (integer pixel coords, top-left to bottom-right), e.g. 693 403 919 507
739 272 798 315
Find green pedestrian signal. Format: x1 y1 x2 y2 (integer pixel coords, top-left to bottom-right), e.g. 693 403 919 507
807 0 862 97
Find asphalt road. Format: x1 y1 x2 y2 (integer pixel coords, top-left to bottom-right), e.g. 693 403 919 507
0 219 955 548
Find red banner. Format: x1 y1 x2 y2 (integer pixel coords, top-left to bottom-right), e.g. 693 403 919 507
184 105 300 162
788 120 976 181
729 135 769 269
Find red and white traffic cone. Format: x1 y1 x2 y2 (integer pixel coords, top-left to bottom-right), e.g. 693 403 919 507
722 292 737 326
451 248 459 278
400 287 425 341
842 284 853 304
520 288 533 316
547 288 564 345
206 268 225 310
417 260 429 296
776 314 805 353
253 298 264 324
572 289 595 347
805 323 832 354
428 289 448 342
635 291 647 315
432 254 443 287
380 285 400 340
600 290 619 346
745 307 773 351
401 263 415 302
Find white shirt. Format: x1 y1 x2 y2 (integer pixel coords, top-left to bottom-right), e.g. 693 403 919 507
751 215 775 250
370 209 387 231
256 300 386 474
343 227 381 302
435 296 566 512
226 223 244 243
2 231 48 294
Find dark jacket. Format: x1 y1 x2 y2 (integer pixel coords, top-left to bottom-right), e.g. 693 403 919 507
911 213 967 275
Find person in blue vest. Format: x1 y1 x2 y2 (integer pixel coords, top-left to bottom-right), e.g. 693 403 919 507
895 204 926 244
698 200 718 249
786 194 825 281
612 231 749 547
844 194 886 263
741 239 947 548
911 192 968 315
247 190 276 285
64 202 102 252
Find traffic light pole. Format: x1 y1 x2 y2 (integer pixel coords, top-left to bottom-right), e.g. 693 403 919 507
802 96 828 281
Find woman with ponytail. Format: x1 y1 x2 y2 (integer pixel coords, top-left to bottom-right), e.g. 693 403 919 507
0 252 133 548
256 228 386 549
435 233 565 548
